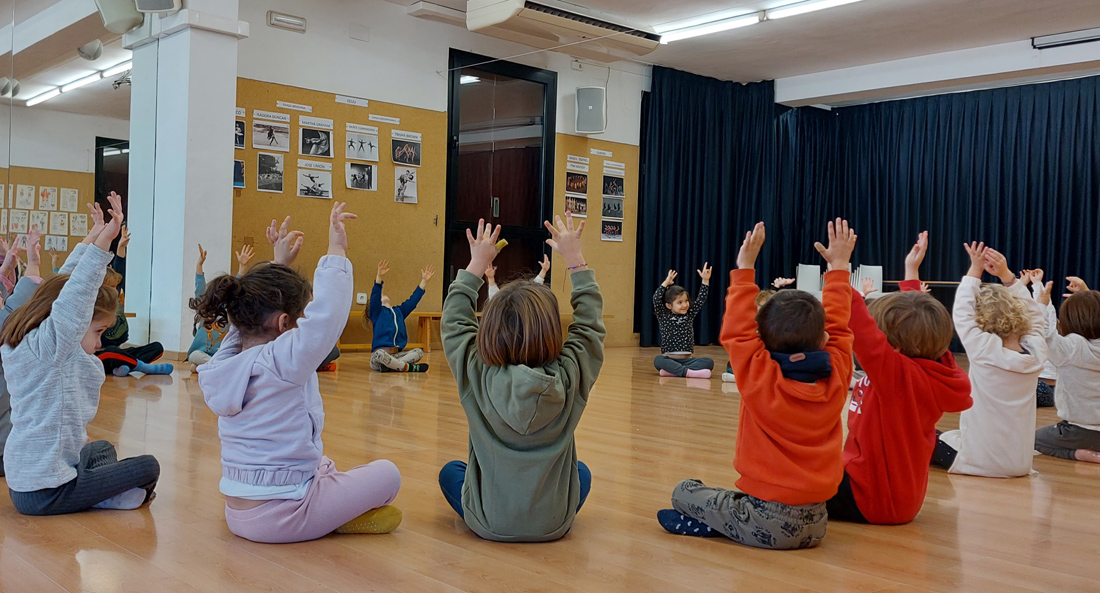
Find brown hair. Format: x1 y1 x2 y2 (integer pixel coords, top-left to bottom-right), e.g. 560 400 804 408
1059 291 1100 340
103 267 123 289
755 289 777 309
755 290 825 354
974 285 1031 339
191 263 311 337
477 281 562 367
867 291 953 359
662 285 688 309
0 275 118 348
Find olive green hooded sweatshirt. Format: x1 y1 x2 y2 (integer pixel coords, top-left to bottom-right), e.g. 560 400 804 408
441 269 605 542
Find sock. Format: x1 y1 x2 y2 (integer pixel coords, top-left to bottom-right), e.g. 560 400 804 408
334 505 402 534
112 365 132 377
92 488 148 510
658 370 678 377
721 373 736 383
134 361 173 375
685 369 711 379
656 510 722 537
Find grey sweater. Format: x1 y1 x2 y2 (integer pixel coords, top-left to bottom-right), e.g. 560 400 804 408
0 275 49 460
2 244 113 491
1043 302 1100 429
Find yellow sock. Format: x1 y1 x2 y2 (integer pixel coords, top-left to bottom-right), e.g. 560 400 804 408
334 505 402 535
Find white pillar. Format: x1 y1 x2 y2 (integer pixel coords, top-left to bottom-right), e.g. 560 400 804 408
124 4 248 354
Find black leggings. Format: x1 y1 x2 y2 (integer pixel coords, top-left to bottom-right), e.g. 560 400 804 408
825 471 868 523
319 345 340 369
653 355 714 377
97 343 165 374
931 432 958 470
8 441 160 516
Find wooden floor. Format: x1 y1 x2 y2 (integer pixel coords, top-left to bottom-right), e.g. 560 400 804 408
2 345 1098 593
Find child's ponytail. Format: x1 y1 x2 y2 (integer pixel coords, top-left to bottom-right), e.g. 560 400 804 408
191 274 241 331
189 262 312 336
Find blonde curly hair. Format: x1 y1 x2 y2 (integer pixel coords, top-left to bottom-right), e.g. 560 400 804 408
974 284 1031 339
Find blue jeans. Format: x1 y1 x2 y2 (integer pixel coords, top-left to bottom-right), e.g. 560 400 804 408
438 460 591 519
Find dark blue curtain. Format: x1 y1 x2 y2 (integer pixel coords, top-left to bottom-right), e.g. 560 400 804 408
637 69 1100 347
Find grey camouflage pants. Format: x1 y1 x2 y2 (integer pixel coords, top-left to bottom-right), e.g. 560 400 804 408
671 479 827 549
370 348 424 371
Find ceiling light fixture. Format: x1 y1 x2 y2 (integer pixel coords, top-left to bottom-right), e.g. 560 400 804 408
25 88 61 107
1032 27 1100 50
460 75 480 84
25 59 133 107
766 0 865 20
660 13 761 44
102 60 133 78
61 73 103 93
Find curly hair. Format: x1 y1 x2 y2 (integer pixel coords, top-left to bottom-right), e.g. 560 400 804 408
754 289 777 309
190 263 312 338
974 284 1031 339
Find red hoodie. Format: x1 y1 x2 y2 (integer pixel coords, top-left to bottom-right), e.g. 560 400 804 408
844 280 973 524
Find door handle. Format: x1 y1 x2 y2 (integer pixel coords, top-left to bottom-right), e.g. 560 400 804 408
492 197 500 218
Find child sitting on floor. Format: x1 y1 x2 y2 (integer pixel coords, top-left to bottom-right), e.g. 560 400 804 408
486 254 550 299
658 219 855 549
439 214 605 542
652 264 713 378
933 244 1047 477
827 231 972 525
1033 273 1100 464
365 259 432 373
1020 269 1058 407
187 244 228 369
196 204 401 543
4 192 160 515
722 281 788 383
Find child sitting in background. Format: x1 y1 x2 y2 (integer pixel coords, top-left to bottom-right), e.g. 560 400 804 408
1033 273 1100 463
933 244 1047 477
196 204 402 543
187 244 230 369
652 265 713 378
1020 269 1057 407
827 231 972 525
366 259 432 373
485 254 551 300
658 219 855 549
439 214 604 542
4 192 160 515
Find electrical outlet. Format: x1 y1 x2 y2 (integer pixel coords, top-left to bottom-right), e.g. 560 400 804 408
356 292 368 305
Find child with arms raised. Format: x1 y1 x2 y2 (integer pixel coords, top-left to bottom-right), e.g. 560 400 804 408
196 203 401 543
657 219 855 549
366 259 433 373
439 213 605 542
827 231 972 524
652 265 713 378
933 244 1047 477
4 192 160 515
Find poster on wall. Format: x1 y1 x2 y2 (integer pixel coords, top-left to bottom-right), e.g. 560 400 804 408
30 211 48 233
70 213 89 236
233 160 246 188
44 236 68 252
49 211 68 236
602 197 623 220
297 160 332 199
60 188 79 212
601 220 623 242
257 153 284 193
602 175 624 197
9 209 27 233
346 162 377 191
234 120 246 149
299 128 333 158
391 136 422 167
15 185 34 210
346 132 379 162
38 187 58 211
0 209 6 234
395 167 417 203
566 172 588 194
252 121 290 152
565 194 588 218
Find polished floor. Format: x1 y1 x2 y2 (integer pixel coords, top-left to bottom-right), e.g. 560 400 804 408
1 345 1098 593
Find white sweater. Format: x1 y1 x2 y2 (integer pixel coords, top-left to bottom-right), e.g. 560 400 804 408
1030 283 1059 381
1042 302 1100 431
941 276 1048 478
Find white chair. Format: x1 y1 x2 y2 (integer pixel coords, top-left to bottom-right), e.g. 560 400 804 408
796 264 822 293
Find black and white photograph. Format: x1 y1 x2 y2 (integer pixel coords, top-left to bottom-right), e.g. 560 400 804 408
602 196 623 220
602 174 625 197
300 128 333 158
601 219 623 242
346 162 377 191
234 120 246 149
233 160 246 188
391 139 421 167
297 169 332 198
565 194 588 218
346 132 379 162
395 166 418 203
566 172 588 194
252 121 290 152
257 152 284 193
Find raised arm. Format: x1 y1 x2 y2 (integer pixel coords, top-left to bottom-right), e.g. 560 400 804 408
814 219 857 374
369 259 387 322
953 242 997 356
721 223 769 380
442 219 500 387
398 265 432 317
547 213 605 398
848 284 904 379
687 263 711 319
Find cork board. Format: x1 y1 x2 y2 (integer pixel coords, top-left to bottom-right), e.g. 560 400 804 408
2 166 95 272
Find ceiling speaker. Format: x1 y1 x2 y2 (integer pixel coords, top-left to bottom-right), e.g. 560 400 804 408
576 86 606 134
135 0 181 13
93 0 144 34
78 40 104 61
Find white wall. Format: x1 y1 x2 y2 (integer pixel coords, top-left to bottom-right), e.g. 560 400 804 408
237 0 650 146
6 105 129 172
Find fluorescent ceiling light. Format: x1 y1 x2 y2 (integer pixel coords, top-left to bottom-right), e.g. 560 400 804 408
767 0 864 20
460 75 480 84
102 61 133 78
1033 27 1100 50
25 88 60 106
660 13 761 44
61 73 102 93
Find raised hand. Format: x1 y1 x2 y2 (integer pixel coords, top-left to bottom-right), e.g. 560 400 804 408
537 254 551 279
963 241 987 278
1065 276 1090 298
466 218 503 276
813 218 857 271
196 244 207 274
376 259 390 283
904 231 928 281
485 264 497 283
266 217 288 246
117 224 130 257
1031 269 1045 285
235 244 255 272
921 282 932 294
1018 269 1032 286
25 229 41 278
663 270 678 287
861 277 877 297
272 216 304 265
697 262 713 285
0 246 24 278
93 192 125 252
421 264 436 284
544 212 586 270
82 201 106 245
772 277 795 289
1039 281 1055 306
737 222 766 270
982 248 1014 285
328 202 356 257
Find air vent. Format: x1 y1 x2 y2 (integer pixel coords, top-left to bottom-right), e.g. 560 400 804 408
522 2 661 43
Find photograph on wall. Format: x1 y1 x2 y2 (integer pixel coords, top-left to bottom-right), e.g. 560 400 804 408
0 209 6 234
346 162 377 191
234 120 246 149
297 169 332 199
566 172 588 194
15 185 34 210
9 209 28 234
395 167 418 203
30 211 48 234
565 194 588 218
49 211 68 236
252 121 290 152
602 196 623 220
44 235 68 252
346 132 379 162
233 160 246 188
38 187 58 211
60 188 79 212
257 153 284 193
70 213 89 236
299 128 333 158
601 220 623 242
391 139 422 167
602 175 624 197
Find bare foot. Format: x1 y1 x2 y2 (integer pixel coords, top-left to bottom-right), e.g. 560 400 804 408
1074 449 1100 464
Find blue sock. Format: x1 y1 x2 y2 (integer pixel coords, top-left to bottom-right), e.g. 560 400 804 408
112 365 132 377
657 509 722 537
135 361 173 375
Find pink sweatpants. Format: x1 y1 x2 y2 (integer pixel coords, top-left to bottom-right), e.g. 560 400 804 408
224 456 401 544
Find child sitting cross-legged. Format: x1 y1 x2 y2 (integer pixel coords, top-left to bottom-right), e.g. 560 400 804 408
657 219 856 549
826 231 973 525
365 259 432 373
652 264 713 378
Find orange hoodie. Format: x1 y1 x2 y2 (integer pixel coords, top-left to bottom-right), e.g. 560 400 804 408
720 268 853 506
